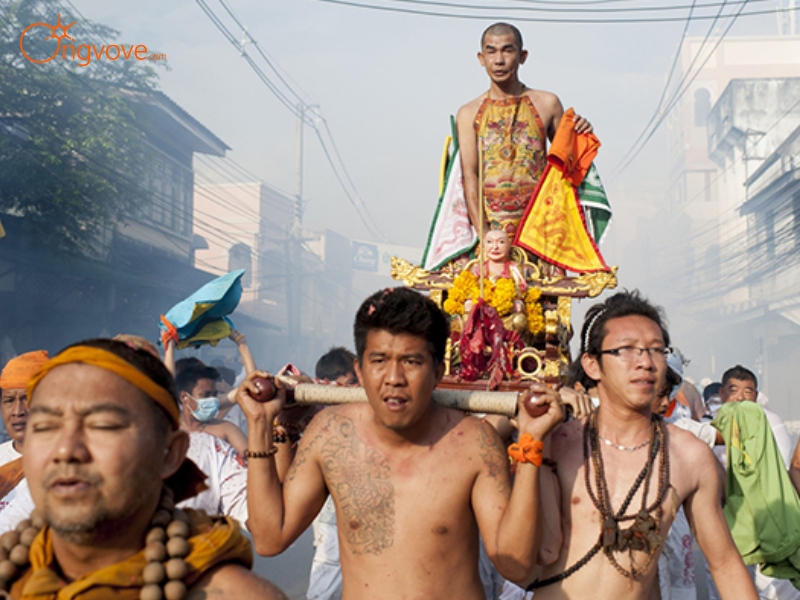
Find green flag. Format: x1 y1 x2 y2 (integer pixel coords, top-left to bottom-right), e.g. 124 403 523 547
577 163 612 244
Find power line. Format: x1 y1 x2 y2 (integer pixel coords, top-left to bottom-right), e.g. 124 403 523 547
316 0 796 23
194 0 388 241
365 0 768 14
656 93 800 254
608 0 701 179
609 0 750 179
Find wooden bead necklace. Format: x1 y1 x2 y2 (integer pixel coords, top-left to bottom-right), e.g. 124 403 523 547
0 487 191 600
529 413 670 590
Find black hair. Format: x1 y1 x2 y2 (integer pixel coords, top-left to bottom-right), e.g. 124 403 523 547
721 364 757 389
481 22 524 50
565 358 595 392
354 287 450 365
581 289 670 358
174 357 204 377
703 382 721 402
315 346 356 381
215 366 236 387
175 363 220 396
662 365 682 398
58 338 177 439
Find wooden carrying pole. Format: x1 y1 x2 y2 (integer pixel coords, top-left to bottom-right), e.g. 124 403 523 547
289 383 519 418
478 137 485 300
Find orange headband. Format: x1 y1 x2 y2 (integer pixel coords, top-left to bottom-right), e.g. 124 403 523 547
27 346 180 427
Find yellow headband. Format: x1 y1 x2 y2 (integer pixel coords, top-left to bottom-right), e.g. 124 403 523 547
27 346 180 427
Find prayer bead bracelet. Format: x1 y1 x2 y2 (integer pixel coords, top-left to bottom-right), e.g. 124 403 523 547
243 447 278 459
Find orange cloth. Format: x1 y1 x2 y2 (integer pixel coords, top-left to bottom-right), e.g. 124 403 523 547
547 107 601 187
0 351 49 390
513 107 609 273
0 457 24 500
26 347 179 427
10 510 253 599
513 166 609 272
508 434 544 466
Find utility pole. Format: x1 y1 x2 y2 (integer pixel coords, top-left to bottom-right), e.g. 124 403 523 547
286 103 304 344
778 0 796 35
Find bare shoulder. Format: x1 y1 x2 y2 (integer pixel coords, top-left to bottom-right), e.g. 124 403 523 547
548 417 584 457
526 88 564 129
454 410 499 442
526 89 561 110
667 421 713 461
457 93 485 122
437 410 506 463
283 405 354 482
293 404 368 455
302 404 356 437
666 422 718 489
188 563 288 599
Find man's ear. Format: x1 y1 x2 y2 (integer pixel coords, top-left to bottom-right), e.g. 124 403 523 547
354 359 364 387
477 51 486 67
161 429 190 480
582 352 602 382
435 359 445 384
519 49 528 65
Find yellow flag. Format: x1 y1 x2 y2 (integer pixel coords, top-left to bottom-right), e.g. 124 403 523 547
515 164 608 273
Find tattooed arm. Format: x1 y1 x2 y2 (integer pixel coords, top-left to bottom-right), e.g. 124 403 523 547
474 383 564 584
238 371 329 556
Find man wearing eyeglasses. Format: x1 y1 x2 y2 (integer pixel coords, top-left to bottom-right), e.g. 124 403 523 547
525 290 756 600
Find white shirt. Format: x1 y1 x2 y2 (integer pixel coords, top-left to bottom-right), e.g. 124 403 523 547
0 440 22 514
180 431 249 527
0 431 248 533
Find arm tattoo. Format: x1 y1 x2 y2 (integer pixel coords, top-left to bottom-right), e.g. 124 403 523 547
286 426 320 483
321 414 395 555
477 423 512 498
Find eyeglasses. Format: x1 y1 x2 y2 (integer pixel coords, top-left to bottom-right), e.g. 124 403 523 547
598 346 672 362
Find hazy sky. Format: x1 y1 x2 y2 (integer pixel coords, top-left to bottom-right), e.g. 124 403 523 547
39 1 792 390
65 0 781 249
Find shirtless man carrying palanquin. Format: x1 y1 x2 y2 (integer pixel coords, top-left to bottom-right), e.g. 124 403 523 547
240 287 565 599
531 291 757 600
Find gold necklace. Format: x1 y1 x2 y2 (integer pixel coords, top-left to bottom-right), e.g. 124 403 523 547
596 434 652 453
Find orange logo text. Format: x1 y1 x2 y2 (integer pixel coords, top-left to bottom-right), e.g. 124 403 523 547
20 14 165 67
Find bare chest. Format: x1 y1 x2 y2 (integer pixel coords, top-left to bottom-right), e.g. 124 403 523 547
539 422 690 597
320 426 479 558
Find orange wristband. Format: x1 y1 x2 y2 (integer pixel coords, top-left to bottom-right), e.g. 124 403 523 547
508 434 544 466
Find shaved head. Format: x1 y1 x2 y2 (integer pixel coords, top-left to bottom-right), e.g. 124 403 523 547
481 22 523 51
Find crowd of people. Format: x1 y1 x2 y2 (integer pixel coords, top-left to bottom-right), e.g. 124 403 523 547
0 20 797 600
2 285 799 599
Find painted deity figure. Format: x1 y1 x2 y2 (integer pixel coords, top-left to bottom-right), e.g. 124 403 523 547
465 230 532 335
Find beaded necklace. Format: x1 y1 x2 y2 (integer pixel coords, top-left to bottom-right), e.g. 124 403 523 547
0 487 191 600
529 412 670 590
